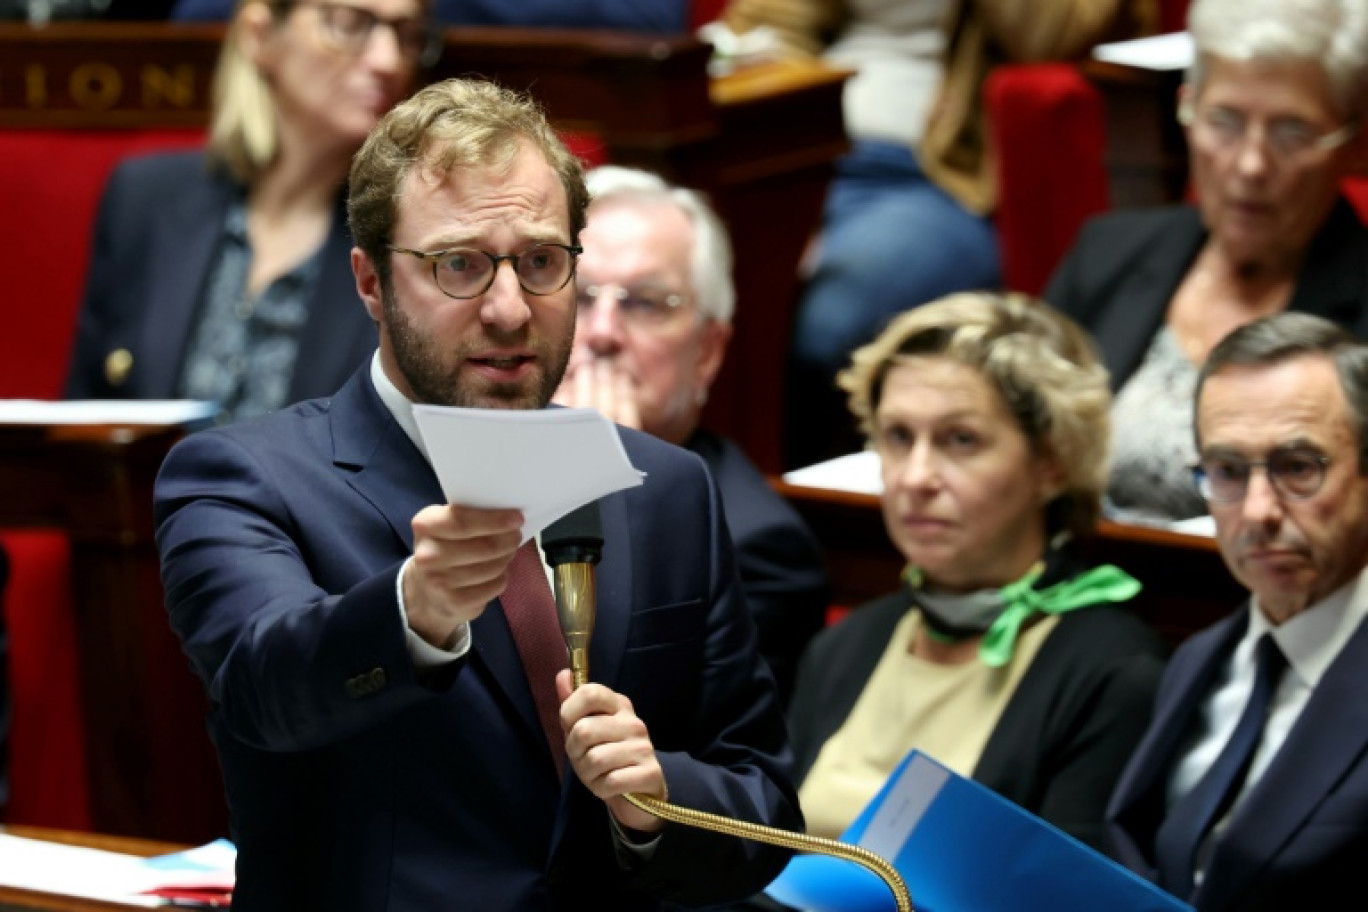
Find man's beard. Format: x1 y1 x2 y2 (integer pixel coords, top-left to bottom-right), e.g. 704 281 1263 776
382 279 574 410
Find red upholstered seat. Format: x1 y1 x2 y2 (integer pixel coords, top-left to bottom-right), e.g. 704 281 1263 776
0 128 206 399
984 62 1111 297
0 126 204 829
1341 176 1368 224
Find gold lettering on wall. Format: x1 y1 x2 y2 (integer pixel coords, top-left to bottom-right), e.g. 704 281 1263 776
142 65 195 109
25 64 47 108
70 63 122 110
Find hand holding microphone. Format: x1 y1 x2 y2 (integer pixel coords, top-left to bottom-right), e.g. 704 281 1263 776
540 502 913 910
543 504 667 831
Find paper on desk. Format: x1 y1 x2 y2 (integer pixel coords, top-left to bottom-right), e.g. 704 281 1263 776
0 834 236 907
782 450 882 495
413 405 645 542
0 399 219 427
1092 31 1194 71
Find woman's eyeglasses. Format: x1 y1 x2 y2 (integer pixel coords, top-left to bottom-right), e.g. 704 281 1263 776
1179 100 1358 164
287 2 442 68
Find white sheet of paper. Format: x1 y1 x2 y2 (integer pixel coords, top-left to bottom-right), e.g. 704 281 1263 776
412 405 645 542
782 449 883 495
0 399 219 426
1091 31 1193 71
0 833 235 906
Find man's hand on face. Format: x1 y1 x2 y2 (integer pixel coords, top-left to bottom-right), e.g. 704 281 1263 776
404 505 524 649
553 356 643 431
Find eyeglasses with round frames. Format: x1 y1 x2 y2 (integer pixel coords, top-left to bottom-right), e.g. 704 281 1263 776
1178 100 1358 164
1190 449 1332 503
574 284 693 329
282 1 442 68
388 243 582 299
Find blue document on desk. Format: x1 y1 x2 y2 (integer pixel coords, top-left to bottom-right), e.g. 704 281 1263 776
764 750 1193 912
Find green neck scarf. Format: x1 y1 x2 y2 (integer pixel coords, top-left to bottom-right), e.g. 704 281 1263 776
905 561 1142 668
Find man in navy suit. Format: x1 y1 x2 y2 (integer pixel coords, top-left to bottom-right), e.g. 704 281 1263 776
1106 311 1368 911
153 77 800 910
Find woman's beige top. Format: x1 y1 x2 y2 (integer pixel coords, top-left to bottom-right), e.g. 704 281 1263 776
799 608 1059 838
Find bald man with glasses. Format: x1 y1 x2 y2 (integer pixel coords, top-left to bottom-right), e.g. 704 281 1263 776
1107 312 1368 911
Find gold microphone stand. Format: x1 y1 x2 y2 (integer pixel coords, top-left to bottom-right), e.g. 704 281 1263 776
552 562 913 912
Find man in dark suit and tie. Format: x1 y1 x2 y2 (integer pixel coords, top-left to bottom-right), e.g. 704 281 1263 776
1106 311 1368 911
153 77 801 910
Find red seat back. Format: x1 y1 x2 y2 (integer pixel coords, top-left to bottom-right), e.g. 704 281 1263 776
1341 176 1368 224
0 127 206 399
0 126 204 829
985 63 1111 296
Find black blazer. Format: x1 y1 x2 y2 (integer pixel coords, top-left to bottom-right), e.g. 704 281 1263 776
687 428 829 704
789 588 1166 852
1044 200 1368 389
64 150 376 404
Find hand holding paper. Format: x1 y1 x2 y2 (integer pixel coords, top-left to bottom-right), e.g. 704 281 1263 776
412 405 645 541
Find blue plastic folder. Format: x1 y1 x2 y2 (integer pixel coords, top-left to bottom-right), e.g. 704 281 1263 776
764 750 1193 912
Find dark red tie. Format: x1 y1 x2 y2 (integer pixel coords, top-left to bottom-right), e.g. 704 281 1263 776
502 539 569 775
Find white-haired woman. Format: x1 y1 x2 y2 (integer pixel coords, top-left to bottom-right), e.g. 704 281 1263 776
1047 0 1368 525
65 0 436 422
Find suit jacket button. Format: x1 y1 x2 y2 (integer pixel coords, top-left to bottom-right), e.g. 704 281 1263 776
104 348 133 386
345 668 387 699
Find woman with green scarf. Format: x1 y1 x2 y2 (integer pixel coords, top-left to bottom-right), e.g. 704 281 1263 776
787 291 1167 856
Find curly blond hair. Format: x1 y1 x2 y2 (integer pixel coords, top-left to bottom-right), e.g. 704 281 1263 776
838 291 1113 537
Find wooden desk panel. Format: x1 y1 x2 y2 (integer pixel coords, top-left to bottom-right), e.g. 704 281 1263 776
0 424 226 845
1083 60 1188 209
773 479 1247 649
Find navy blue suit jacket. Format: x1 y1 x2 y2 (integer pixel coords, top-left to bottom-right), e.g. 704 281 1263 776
687 429 828 704
1106 606 1368 911
153 366 801 910
64 150 375 405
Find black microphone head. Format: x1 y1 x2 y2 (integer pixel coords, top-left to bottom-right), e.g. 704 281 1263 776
541 500 604 566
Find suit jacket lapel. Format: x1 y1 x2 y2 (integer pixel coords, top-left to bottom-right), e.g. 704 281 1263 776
1110 611 1248 873
140 164 233 397
1092 209 1206 390
1197 613 1368 909
331 367 441 548
581 491 633 691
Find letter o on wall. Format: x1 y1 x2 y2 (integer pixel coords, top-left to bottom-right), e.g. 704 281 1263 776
70 63 122 110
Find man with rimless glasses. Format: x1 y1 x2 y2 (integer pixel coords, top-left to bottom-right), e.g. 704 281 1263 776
551 165 829 705
1107 312 1368 910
